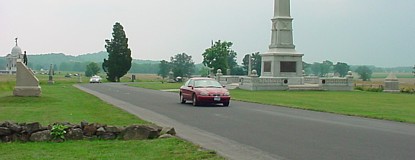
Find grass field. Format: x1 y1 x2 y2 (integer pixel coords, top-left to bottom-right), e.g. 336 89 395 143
0 139 219 160
0 75 223 160
231 90 415 123
130 80 415 124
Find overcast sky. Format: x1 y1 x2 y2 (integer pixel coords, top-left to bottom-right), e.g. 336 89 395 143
1 0 414 67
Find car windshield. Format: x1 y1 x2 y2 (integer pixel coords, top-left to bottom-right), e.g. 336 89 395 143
194 79 222 88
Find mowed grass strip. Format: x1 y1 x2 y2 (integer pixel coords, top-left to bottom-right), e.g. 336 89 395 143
230 89 415 123
129 82 415 123
0 139 220 160
0 83 147 125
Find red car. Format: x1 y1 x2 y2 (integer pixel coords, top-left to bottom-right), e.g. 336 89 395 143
180 78 231 106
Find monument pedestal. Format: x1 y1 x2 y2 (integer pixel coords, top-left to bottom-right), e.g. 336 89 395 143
260 0 303 85
13 86 42 97
13 60 41 97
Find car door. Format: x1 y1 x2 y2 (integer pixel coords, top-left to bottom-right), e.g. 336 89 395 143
182 79 194 100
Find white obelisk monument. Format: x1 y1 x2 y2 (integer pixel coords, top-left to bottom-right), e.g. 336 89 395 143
261 0 304 84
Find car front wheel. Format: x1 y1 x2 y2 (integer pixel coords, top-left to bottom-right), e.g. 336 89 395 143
192 94 199 106
180 93 186 104
223 101 230 107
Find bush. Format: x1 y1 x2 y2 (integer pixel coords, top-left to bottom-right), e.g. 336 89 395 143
354 86 364 91
400 88 415 94
354 86 383 92
50 124 68 140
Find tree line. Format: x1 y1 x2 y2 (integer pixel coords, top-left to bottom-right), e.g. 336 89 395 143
2 22 408 82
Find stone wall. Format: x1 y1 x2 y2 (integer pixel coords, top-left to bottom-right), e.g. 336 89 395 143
320 77 354 91
0 121 176 143
238 77 289 91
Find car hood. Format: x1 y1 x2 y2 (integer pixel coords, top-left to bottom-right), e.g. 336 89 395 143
195 87 228 93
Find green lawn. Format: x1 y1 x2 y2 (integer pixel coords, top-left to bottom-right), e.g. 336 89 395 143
231 90 415 123
129 82 415 123
0 139 219 160
0 83 147 125
0 80 223 160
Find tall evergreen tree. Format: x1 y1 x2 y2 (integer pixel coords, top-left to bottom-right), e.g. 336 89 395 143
102 22 132 82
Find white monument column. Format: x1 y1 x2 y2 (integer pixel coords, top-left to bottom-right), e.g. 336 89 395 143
261 0 304 81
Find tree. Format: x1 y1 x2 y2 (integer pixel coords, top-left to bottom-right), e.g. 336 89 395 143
158 60 170 80
85 62 100 77
230 66 245 75
311 62 321 76
242 52 262 76
333 62 350 77
320 60 333 77
199 67 210 77
310 61 333 77
355 66 373 81
202 40 237 75
303 62 312 75
413 65 415 77
102 22 132 82
170 53 195 78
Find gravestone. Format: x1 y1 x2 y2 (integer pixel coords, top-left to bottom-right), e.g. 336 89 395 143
78 74 83 83
13 60 42 97
48 64 54 84
167 70 175 83
384 73 400 93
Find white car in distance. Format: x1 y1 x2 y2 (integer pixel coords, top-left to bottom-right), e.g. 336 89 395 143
89 75 102 83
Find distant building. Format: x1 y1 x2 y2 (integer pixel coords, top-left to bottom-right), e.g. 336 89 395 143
1 38 23 74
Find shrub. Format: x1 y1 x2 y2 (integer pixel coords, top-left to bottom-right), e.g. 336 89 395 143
354 86 383 92
50 124 68 140
400 88 415 94
354 86 364 91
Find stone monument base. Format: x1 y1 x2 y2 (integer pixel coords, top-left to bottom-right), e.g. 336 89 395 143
13 86 42 97
217 75 354 91
13 60 42 97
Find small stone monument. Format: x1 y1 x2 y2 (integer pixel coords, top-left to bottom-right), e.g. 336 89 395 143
216 69 223 81
13 60 42 97
78 74 83 83
384 73 400 93
250 70 258 77
48 64 54 84
167 70 175 83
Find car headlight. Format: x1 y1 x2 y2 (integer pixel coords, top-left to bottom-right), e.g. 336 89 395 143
200 92 209 96
224 92 230 96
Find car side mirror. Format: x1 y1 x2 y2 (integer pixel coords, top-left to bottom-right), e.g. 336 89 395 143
188 85 194 89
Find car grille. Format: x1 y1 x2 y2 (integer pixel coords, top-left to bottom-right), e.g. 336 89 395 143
212 94 221 96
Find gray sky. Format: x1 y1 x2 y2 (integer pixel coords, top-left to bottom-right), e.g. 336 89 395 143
1 0 414 67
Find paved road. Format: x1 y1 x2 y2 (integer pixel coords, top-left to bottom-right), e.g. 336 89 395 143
76 83 415 160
